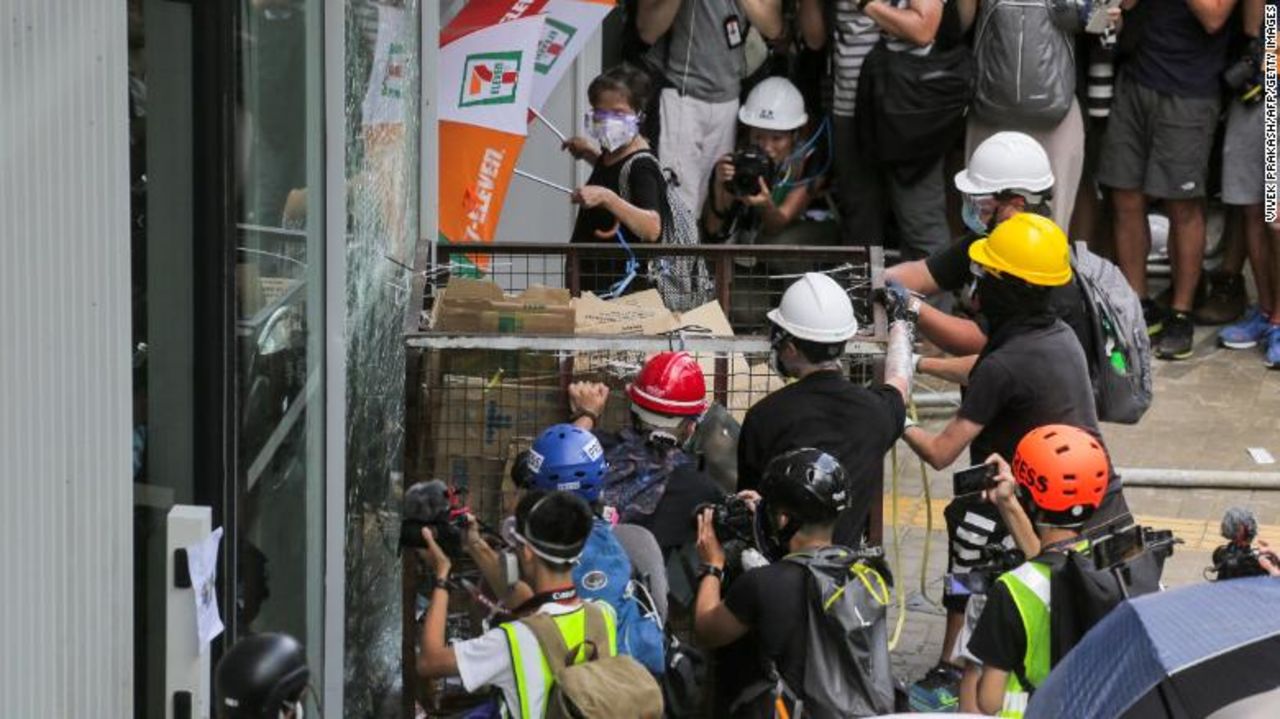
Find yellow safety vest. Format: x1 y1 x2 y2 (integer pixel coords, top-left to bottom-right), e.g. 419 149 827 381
499 602 618 719
996 561 1052 718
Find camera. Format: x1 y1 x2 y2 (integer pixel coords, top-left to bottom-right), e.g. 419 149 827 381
1092 525 1179 572
1222 41 1262 104
729 146 774 197
1209 507 1274 580
948 543 1025 595
399 480 472 557
694 494 756 545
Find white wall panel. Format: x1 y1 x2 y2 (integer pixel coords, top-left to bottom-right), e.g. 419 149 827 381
0 1 133 716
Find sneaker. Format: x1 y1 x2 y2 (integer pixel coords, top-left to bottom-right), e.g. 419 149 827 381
1155 311 1195 360
1195 272 1247 325
1219 306 1272 349
1143 299 1167 337
1266 326 1280 369
908 662 962 712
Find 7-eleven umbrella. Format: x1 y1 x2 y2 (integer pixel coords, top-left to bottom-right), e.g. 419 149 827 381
529 0 615 113
438 3 545 268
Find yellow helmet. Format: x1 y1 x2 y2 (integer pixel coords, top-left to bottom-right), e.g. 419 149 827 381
968 213 1072 287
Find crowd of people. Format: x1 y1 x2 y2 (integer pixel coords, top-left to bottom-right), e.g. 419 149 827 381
397 1 1278 717
569 0 1276 366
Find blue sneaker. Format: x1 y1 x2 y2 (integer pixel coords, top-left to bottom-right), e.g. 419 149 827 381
1266 326 1280 369
908 663 962 712
1219 306 1271 349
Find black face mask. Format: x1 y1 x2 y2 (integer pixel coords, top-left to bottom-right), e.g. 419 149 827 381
976 275 1051 337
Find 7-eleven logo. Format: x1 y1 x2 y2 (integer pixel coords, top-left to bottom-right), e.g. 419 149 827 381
460 51 523 108
535 19 577 74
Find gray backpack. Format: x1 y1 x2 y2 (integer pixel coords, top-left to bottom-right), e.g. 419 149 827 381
619 151 714 312
1072 243 1153 424
780 546 895 718
973 0 1077 128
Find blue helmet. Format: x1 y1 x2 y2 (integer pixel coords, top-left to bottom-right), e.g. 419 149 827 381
528 424 608 502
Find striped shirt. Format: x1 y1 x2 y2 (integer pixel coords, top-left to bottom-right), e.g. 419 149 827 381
830 0 944 118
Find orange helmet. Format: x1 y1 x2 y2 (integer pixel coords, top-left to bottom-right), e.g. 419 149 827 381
1011 425 1109 525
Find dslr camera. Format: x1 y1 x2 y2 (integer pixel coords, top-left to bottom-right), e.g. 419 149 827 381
948 543 1026 595
1222 39 1263 104
694 494 756 544
728 146 774 197
399 480 472 557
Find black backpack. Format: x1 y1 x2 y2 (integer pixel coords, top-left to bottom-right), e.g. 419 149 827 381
1049 540 1169 664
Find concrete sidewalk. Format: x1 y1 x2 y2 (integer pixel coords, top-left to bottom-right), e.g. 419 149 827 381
884 326 1280 683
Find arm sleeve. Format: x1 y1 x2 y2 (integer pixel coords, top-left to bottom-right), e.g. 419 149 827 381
454 628 516 693
958 355 1013 427
924 237 974 292
871 384 908 444
736 413 764 492
965 582 1027 672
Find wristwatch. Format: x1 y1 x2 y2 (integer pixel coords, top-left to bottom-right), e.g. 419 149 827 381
698 564 725 582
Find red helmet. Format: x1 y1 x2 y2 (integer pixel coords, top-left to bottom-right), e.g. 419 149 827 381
627 352 708 421
1012 424 1110 525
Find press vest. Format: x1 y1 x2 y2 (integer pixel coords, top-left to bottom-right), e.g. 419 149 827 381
996 561 1052 718
498 602 618 719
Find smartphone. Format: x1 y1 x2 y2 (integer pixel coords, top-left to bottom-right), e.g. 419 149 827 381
953 463 998 496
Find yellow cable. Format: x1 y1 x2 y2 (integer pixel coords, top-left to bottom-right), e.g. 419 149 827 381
888 442 907 651
912 397 934 605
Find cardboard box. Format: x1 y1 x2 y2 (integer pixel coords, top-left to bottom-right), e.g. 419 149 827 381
431 375 566 460
574 289 679 336
432 278 574 334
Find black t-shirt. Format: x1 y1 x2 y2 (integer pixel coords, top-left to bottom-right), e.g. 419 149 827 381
570 149 669 294
1124 0 1232 98
959 321 1119 492
967 554 1068 676
718 561 810 717
738 371 906 545
924 234 1095 363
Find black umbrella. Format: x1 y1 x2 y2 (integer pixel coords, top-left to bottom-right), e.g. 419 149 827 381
1028 576 1280 718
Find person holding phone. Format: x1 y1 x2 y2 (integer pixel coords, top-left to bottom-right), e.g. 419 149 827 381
962 425 1110 716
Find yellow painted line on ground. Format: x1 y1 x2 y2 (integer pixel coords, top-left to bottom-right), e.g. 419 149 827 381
883 496 1280 552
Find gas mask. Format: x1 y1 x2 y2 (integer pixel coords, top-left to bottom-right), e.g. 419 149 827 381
586 110 640 153
962 194 998 235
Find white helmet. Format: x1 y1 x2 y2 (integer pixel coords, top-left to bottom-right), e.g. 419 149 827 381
953 131 1054 195
767 273 858 343
738 77 808 132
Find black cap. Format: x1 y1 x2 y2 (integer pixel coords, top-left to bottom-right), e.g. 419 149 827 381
216 633 309 718
760 448 850 524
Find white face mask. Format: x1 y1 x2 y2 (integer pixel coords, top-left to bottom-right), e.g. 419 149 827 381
586 111 640 153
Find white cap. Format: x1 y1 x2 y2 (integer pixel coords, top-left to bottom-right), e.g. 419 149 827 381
738 77 808 132
767 273 858 344
954 131 1055 195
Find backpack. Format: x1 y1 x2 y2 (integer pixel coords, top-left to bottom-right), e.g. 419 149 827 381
619 151 714 312
521 603 665 719
778 546 896 718
1048 540 1168 665
1071 243 1153 424
853 0 974 166
573 520 667 675
973 0 1076 128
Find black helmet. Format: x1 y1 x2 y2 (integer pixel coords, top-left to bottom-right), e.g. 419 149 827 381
761 448 849 522
755 449 849 560
216 633 310 719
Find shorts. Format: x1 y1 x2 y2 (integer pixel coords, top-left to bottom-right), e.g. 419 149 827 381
1222 100 1265 206
1097 72 1220 200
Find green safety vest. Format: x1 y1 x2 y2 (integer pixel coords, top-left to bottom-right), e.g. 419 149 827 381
996 561 1053 718
499 602 618 719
